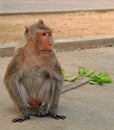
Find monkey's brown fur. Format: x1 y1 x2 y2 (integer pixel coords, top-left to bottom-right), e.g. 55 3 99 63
4 20 65 122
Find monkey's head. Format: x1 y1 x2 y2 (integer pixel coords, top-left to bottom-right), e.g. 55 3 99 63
24 20 53 52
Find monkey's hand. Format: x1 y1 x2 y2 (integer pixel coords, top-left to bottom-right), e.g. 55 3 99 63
36 106 49 117
27 105 48 117
12 114 30 123
48 112 66 120
28 105 66 119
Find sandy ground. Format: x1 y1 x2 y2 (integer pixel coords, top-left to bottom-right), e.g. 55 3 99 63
0 47 114 130
0 11 114 44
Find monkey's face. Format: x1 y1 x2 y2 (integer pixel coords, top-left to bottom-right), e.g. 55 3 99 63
24 20 53 52
37 30 52 51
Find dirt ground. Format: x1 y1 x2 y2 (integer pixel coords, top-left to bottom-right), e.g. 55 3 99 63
0 11 114 44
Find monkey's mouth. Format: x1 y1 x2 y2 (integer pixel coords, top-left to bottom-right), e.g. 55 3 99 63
38 45 52 52
42 45 52 52
42 49 52 52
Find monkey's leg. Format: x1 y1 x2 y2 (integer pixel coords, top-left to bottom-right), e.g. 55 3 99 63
48 80 66 120
8 82 30 123
27 78 52 117
4 56 31 122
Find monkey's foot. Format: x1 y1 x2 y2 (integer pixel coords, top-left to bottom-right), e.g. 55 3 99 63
48 113 66 120
12 115 30 123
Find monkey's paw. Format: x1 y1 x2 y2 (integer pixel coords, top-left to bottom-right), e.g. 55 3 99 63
12 115 30 123
48 113 66 120
27 105 48 117
35 106 49 117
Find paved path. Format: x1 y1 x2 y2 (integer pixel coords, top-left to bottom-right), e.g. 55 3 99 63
0 47 114 130
0 0 114 14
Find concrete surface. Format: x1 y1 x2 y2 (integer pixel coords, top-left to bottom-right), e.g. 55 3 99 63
55 36 114 51
0 46 114 130
0 36 114 56
0 0 114 14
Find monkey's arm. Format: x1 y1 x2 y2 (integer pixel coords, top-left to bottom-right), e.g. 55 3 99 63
48 78 65 119
4 54 30 122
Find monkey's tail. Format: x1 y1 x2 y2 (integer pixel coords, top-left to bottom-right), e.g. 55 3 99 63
61 78 90 94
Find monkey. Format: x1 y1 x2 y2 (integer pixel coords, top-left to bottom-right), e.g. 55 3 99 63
4 20 66 123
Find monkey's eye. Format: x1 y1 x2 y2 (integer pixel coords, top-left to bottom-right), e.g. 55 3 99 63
42 32 46 36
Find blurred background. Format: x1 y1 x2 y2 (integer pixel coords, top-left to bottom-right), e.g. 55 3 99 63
0 0 114 44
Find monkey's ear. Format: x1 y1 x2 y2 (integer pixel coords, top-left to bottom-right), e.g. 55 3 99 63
38 19 44 24
24 26 29 37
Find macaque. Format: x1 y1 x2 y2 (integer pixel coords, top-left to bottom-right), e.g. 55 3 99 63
4 20 65 123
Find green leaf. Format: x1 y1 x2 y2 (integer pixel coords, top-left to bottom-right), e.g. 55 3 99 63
62 69 65 75
90 72 112 85
98 72 110 77
85 70 96 77
78 66 95 77
100 77 112 83
89 81 100 85
65 76 78 82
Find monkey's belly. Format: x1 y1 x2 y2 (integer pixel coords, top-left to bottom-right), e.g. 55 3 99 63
22 66 51 107
28 98 41 106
